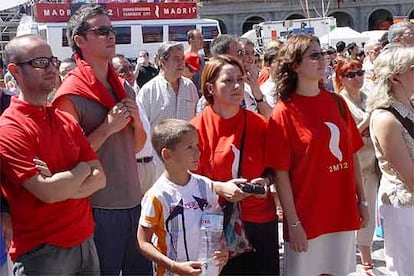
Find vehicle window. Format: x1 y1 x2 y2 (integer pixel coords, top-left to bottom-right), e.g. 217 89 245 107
169 25 196 41
142 26 163 43
62 28 68 47
202 26 219 40
39 29 47 43
115 27 131 44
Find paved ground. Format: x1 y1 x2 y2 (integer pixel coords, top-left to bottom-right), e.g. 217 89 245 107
278 223 388 275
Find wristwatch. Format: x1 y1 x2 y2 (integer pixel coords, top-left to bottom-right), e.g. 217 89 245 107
358 200 368 207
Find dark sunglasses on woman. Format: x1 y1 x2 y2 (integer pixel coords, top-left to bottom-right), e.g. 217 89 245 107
344 69 365 79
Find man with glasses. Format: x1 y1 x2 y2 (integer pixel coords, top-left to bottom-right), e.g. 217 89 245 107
204 35 272 118
0 34 106 275
112 54 161 201
53 4 150 275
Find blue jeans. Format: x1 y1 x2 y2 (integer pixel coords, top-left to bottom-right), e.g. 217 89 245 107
93 205 151 275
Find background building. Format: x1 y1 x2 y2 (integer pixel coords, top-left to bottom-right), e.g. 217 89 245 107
198 0 414 36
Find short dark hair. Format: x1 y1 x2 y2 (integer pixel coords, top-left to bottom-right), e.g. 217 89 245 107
210 34 238 56
263 47 278 66
336 41 346 53
151 119 197 161
186 29 200 43
67 4 108 56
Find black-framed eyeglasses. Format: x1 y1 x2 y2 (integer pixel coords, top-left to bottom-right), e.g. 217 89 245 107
86 26 116 36
305 52 327 61
16 56 60 69
344 69 365 79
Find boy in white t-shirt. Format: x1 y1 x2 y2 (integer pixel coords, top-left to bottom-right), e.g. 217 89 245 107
138 119 248 275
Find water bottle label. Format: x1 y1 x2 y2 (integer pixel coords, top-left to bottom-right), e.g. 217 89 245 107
201 214 223 230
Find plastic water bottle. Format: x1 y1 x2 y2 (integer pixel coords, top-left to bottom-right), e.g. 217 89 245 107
198 203 224 276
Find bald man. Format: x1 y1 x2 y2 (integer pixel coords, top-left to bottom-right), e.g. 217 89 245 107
0 34 106 275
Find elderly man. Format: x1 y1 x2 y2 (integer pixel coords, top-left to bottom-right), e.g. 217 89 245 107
387 21 414 47
53 4 150 275
138 41 199 129
0 34 106 275
362 40 382 96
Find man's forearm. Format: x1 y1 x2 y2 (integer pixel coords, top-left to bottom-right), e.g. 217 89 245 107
71 167 106 199
24 162 92 203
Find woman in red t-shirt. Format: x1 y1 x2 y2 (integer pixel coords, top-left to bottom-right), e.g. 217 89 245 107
265 35 368 276
191 55 279 275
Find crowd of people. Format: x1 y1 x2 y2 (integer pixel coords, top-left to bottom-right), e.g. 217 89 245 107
0 3 413 275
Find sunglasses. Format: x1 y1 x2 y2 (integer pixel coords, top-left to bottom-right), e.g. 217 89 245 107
344 69 365 79
305 52 327 61
16 56 60 69
86 26 116 36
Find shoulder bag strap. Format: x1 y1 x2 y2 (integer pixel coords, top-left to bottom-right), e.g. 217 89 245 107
379 107 414 139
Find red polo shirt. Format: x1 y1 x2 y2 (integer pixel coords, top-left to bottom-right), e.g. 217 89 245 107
0 97 97 261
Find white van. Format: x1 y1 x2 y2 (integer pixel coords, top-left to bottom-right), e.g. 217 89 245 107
26 18 221 61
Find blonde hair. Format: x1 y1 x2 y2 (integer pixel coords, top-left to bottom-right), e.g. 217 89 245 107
367 47 414 111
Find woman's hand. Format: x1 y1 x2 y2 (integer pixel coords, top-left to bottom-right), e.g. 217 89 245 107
288 223 308 253
250 177 269 199
213 179 250 202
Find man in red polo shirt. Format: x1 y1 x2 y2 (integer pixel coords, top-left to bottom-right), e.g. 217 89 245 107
0 34 106 274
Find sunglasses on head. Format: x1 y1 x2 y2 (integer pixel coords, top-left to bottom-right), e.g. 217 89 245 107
305 51 327 61
16 56 60 69
344 69 365 79
86 26 116 36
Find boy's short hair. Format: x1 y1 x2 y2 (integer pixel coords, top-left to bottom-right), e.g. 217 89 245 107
152 119 197 161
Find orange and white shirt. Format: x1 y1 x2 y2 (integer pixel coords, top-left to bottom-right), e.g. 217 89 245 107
139 173 218 275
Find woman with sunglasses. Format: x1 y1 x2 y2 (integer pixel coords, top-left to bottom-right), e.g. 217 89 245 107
334 58 380 275
265 35 368 276
367 47 414 275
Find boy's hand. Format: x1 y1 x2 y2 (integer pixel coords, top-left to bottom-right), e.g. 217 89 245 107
172 261 202 275
213 250 229 270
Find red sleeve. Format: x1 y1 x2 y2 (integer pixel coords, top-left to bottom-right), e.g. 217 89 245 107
0 125 39 188
264 104 292 171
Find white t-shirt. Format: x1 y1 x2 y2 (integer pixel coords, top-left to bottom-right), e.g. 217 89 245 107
140 173 218 266
260 78 277 108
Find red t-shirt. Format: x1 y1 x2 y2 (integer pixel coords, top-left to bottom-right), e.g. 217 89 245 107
265 90 363 241
258 68 270 86
0 97 97 261
191 107 276 223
